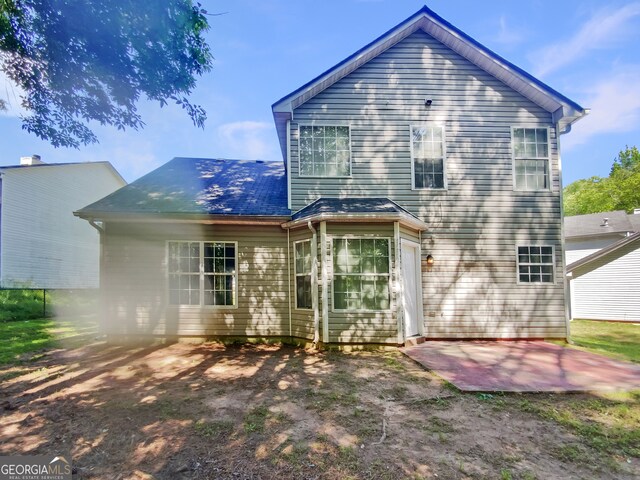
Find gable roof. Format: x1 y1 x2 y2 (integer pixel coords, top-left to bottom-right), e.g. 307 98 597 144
75 157 289 220
272 5 588 163
567 232 640 278
564 211 634 239
0 161 126 185
283 197 427 231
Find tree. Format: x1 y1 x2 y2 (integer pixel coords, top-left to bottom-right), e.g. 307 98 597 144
564 146 640 216
0 0 213 148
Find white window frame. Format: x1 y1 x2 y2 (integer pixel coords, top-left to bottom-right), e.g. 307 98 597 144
297 123 352 178
515 244 556 285
410 124 447 190
166 240 239 309
330 236 393 313
293 239 313 311
511 126 552 192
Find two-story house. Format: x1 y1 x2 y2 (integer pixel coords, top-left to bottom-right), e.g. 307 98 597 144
75 7 587 344
1 155 125 288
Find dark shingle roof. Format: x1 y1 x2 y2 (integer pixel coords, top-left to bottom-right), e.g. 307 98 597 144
564 211 633 238
77 157 289 217
292 197 416 221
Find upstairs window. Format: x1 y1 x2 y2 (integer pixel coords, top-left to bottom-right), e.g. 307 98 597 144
294 240 312 309
168 241 237 307
299 125 350 177
517 245 554 283
512 127 550 191
411 125 446 189
333 238 390 311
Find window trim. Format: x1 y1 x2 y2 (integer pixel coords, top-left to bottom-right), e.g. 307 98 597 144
166 240 239 309
293 239 313 311
330 236 393 313
410 124 448 190
515 244 556 285
511 126 552 193
297 122 353 179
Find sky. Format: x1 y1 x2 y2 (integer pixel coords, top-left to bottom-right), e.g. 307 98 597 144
1 0 640 185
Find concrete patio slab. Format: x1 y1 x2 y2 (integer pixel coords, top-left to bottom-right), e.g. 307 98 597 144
401 341 640 392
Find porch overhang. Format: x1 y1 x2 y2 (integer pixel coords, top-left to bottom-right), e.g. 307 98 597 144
281 197 428 232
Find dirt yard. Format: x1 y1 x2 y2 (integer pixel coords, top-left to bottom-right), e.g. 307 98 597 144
0 340 638 479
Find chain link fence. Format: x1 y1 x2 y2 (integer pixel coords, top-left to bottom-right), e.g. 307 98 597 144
0 288 99 321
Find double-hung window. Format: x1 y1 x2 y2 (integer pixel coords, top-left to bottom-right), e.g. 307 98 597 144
512 127 550 191
294 240 312 309
299 125 350 177
333 238 390 311
517 245 554 283
412 125 446 189
168 241 237 306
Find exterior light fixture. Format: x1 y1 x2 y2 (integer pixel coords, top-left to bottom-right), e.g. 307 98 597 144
425 98 433 107
426 254 434 266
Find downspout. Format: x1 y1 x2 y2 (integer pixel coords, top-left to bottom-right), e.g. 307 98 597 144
308 221 319 344
556 124 572 343
286 228 292 338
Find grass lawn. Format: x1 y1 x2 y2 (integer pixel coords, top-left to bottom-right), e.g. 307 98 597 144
570 319 640 363
0 317 97 365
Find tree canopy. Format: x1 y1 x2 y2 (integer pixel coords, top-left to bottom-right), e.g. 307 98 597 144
0 0 213 147
564 146 640 216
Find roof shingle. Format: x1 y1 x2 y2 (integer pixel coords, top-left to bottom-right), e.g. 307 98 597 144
77 157 289 217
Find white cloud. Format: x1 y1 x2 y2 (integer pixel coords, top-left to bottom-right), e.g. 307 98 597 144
217 120 279 160
531 2 640 77
493 15 524 47
562 68 640 150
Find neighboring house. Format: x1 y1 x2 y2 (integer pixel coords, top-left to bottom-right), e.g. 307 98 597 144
76 7 587 344
565 211 640 322
0 156 126 289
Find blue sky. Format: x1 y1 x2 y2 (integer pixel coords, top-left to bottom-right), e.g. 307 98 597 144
1 0 640 185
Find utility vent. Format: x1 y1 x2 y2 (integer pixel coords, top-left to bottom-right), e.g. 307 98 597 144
601 218 609 227
20 155 44 166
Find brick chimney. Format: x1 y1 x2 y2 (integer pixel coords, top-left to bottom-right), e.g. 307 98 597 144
20 154 44 166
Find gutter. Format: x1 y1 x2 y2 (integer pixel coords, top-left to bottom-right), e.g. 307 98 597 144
282 212 428 231
73 211 291 226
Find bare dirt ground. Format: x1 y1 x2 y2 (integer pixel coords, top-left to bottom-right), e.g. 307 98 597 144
0 341 638 479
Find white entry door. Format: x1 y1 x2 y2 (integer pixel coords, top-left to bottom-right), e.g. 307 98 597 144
401 241 421 338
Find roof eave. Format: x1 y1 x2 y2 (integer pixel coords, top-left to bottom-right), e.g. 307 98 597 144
281 212 428 231
74 211 291 225
567 232 640 275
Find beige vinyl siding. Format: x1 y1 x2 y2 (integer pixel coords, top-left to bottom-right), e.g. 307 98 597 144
0 163 125 288
290 30 566 339
570 241 640 322
325 223 398 343
101 222 291 338
288 226 315 339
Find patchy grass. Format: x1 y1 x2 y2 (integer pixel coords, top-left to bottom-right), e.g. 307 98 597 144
515 391 640 460
570 320 640 363
0 317 96 365
0 342 637 479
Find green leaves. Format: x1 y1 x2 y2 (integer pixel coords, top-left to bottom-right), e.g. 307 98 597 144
564 146 640 215
0 0 213 148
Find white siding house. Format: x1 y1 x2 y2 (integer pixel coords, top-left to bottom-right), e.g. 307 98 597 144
565 211 640 322
77 6 587 344
0 157 126 288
